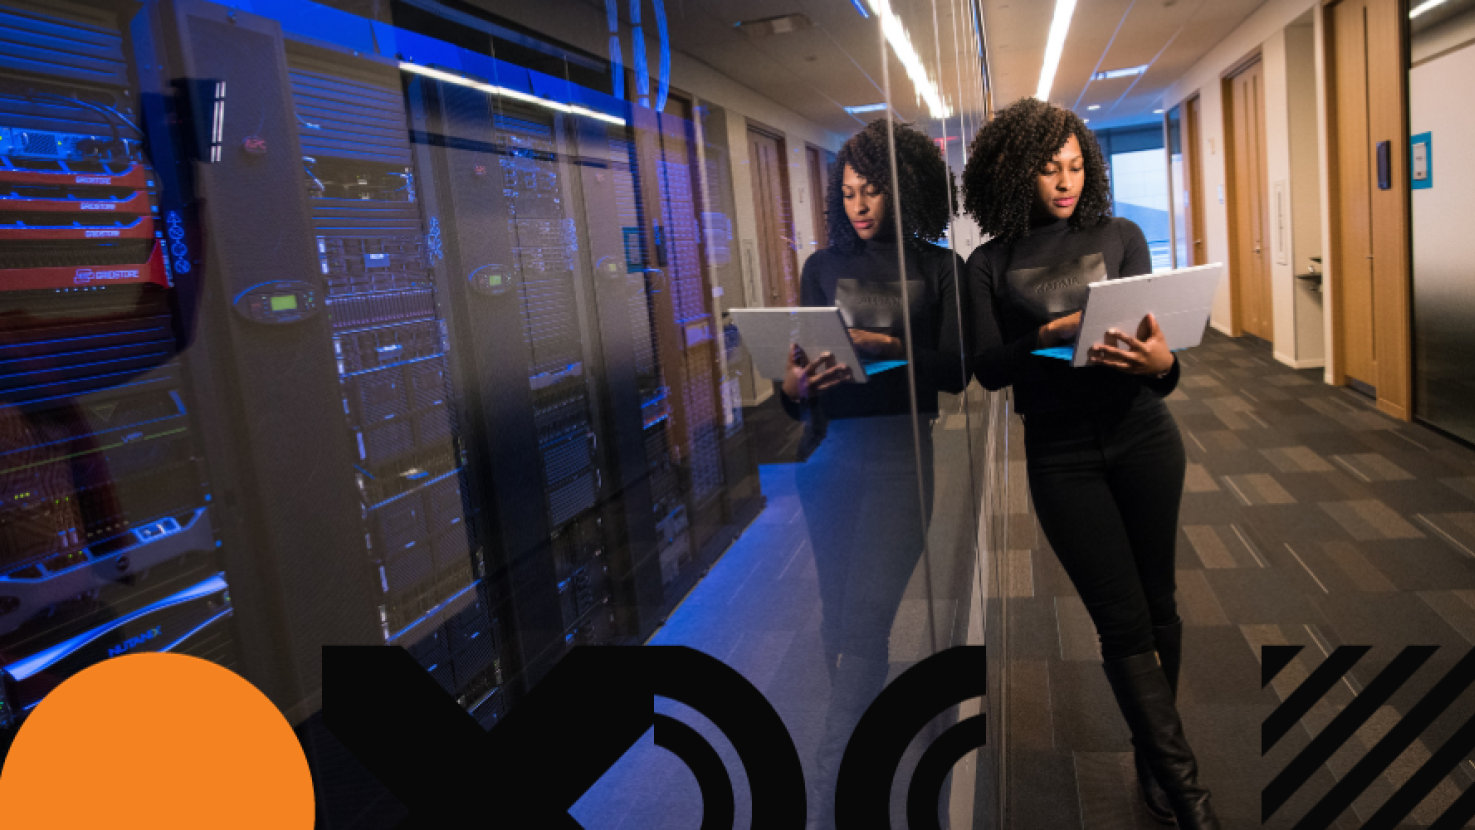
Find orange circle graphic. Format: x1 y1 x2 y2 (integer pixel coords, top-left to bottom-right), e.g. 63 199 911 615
0 652 315 829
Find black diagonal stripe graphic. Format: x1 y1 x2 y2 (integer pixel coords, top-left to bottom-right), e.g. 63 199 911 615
1428 777 1475 830
1293 647 1475 830
1263 645 1369 754
1362 711 1475 830
1265 645 1306 688
1263 646 1436 822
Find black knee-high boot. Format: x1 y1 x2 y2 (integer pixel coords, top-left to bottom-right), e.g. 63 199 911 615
1105 650 1218 830
1135 620 1184 823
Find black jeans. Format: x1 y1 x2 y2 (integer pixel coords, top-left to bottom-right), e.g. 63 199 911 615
1023 392 1186 661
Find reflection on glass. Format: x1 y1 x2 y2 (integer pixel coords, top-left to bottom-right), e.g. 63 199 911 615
0 0 1001 824
1410 0 1475 442
772 120 965 825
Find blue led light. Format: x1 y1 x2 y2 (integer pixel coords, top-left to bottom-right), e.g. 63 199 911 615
850 0 870 17
5 574 229 681
386 580 480 645
157 608 234 654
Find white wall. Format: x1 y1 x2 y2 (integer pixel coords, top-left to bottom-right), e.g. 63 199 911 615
1262 30 1296 354
1285 23 1326 365
1161 0 1327 364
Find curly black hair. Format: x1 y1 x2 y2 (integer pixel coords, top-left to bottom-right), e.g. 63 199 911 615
826 118 955 253
960 98 1112 244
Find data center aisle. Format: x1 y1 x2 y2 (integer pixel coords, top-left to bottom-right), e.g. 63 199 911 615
571 401 986 829
1000 330 1475 830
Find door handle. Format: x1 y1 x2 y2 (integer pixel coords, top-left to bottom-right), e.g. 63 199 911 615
1254 246 1262 254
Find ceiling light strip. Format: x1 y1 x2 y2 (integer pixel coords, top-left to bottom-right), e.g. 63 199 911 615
399 62 627 126
1410 0 1449 18
866 0 951 118
1036 0 1078 102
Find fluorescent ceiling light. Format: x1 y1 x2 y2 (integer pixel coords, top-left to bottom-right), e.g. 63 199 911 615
1410 0 1449 17
866 0 951 118
399 61 626 125
1092 64 1148 81
845 103 890 114
1087 104 1100 110
1154 108 1164 114
1035 0 1077 101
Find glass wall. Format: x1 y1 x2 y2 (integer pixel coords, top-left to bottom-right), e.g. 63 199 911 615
1097 125 1172 271
0 0 1005 826
1409 0 1475 443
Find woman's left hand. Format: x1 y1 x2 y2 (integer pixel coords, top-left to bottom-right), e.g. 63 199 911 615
1086 313 1176 376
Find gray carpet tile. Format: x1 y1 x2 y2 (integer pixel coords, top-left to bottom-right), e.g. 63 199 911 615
999 330 1475 829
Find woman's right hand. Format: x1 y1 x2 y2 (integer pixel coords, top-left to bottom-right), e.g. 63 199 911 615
782 343 853 400
1038 311 1082 348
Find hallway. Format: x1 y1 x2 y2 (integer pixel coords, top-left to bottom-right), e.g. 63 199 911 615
1000 330 1475 829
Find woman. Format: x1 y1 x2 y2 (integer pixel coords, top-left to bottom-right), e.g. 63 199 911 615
777 119 966 830
961 98 1217 829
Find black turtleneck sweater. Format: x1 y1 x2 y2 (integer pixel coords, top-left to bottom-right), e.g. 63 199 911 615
779 235 967 419
966 216 1180 414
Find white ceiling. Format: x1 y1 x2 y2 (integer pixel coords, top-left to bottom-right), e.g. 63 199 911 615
478 0 1270 136
983 0 1270 130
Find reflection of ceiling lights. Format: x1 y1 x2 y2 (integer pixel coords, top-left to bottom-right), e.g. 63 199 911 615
845 103 890 114
399 62 627 125
1036 0 1077 101
1087 104 1100 110
1409 0 1450 17
735 13 813 38
1091 65 1149 81
865 0 951 119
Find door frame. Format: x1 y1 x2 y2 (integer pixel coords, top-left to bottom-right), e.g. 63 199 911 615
805 142 834 252
1321 0 1414 418
1222 51 1267 340
1185 94 1205 268
746 118 799 307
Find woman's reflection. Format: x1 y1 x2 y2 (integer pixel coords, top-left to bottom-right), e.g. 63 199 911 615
775 119 965 829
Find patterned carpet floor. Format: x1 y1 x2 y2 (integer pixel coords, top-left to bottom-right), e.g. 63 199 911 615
999 329 1475 829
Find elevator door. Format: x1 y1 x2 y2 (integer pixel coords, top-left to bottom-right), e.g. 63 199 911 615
1230 60 1274 342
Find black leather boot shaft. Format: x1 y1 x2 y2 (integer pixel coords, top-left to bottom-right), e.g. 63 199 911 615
1136 619 1185 823
1106 651 1219 830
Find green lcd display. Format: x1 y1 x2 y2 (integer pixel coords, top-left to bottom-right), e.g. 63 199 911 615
269 294 298 312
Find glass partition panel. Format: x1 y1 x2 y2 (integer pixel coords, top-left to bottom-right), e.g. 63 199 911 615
0 0 1001 826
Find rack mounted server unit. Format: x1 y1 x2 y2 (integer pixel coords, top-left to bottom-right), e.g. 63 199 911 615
0 0 233 735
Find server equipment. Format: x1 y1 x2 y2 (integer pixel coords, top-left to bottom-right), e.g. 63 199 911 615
409 75 623 690
0 0 233 733
286 45 502 721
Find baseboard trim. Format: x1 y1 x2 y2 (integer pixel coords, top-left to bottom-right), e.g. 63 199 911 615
1210 320 1233 336
1273 351 1326 370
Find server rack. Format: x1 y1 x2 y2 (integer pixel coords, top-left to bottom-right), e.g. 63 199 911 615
284 44 502 722
0 0 233 734
408 75 621 691
0 0 766 750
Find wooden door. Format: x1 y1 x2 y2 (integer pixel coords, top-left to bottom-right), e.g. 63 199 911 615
806 144 830 251
1228 60 1274 341
1186 96 1206 266
747 127 798 307
1330 0 1377 388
